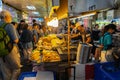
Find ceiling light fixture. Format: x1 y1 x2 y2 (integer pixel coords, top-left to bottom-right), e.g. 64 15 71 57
32 11 39 15
26 6 36 10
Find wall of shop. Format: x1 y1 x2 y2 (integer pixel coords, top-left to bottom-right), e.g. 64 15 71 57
74 0 87 13
86 0 115 29
68 0 120 30
95 0 113 9
71 0 87 14
87 0 114 11
95 9 120 29
115 10 120 18
68 0 114 15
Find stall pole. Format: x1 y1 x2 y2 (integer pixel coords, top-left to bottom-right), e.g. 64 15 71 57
67 17 71 66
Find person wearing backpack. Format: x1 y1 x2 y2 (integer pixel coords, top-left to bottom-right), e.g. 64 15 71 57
0 10 22 80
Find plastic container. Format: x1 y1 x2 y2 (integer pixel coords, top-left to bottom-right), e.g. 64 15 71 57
94 63 103 80
100 63 120 80
94 62 120 80
18 72 37 80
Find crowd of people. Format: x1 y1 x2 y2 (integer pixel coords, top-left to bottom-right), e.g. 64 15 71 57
69 21 120 63
0 10 48 80
0 10 120 80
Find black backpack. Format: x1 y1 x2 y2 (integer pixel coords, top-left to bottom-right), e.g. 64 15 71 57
0 23 13 57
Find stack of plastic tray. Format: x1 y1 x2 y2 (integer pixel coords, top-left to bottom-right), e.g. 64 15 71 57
18 72 37 80
94 62 120 80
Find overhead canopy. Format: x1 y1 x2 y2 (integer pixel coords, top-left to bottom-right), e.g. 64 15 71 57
3 0 69 20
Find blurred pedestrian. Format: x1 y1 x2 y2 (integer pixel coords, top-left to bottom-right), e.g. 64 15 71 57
32 23 39 49
0 10 22 80
91 24 100 41
17 19 25 36
20 24 33 63
95 24 117 62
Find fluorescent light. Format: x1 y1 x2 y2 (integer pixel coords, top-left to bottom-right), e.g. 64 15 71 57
77 12 96 18
47 18 58 27
32 12 39 15
26 6 36 10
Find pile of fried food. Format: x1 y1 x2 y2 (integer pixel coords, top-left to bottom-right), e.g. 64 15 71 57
30 50 41 63
42 50 61 62
30 49 61 63
36 34 66 50
30 34 65 63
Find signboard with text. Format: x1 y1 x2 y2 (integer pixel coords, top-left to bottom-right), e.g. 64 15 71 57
98 12 104 20
106 10 114 21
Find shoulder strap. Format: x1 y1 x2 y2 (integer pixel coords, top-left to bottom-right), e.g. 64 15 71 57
1 23 8 29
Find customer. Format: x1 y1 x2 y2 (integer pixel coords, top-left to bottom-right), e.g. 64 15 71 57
32 23 39 49
91 24 100 41
11 22 20 39
0 10 22 80
97 24 116 62
20 23 33 63
17 19 26 36
99 24 116 50
32 19 42 36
